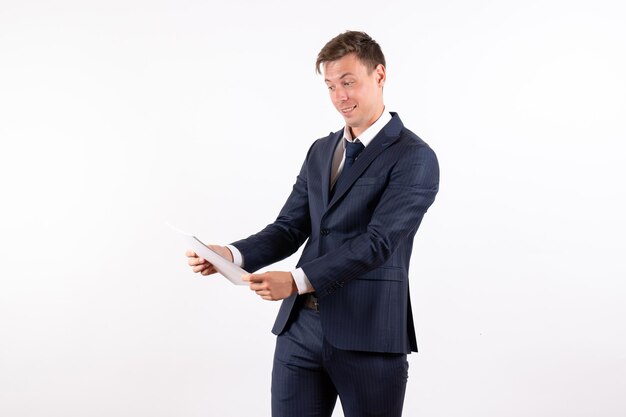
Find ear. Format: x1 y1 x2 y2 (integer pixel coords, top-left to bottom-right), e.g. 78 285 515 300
374 64 386 87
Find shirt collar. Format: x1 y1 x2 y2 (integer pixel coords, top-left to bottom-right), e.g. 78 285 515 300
343 109 392 147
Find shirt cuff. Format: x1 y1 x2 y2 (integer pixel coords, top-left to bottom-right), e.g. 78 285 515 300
226 244 244 267
291 268 315 294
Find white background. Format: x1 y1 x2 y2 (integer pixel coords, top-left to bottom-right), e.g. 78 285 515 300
1 0 625 416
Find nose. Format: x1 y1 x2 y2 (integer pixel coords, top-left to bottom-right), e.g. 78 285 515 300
332 86 348 102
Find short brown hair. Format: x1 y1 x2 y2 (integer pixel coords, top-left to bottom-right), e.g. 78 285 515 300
315 31 386 74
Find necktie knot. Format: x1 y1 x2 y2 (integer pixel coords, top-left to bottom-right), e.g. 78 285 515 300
344 140 365 168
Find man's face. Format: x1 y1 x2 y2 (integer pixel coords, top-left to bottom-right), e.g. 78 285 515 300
323 53 386 138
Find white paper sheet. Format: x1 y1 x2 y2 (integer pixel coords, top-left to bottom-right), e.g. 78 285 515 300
167 223 248 285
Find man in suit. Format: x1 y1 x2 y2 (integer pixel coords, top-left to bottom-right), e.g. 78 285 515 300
187 31 439 417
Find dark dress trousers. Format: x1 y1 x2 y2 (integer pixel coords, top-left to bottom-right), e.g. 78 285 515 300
232 113 439 416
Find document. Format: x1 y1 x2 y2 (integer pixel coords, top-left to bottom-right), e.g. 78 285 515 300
167 223 248 286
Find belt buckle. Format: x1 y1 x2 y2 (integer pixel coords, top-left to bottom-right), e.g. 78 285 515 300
304 294 319 312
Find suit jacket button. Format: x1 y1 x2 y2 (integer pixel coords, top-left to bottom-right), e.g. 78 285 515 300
321 229 330 236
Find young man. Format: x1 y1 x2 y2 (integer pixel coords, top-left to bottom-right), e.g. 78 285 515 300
187 31 439 417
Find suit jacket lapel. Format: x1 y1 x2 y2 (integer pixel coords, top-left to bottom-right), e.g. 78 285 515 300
328 114 403 209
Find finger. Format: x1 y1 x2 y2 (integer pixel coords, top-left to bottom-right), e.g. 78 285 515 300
249 282 262 292
201 266 217 275
194 262 214 273
246 273 265 283
249 281 268 291
188 257 203 266
185 250 197 257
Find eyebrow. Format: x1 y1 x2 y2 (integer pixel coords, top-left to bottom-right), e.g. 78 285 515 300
324 72 356 83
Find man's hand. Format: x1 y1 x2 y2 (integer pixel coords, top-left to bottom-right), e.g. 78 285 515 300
186 245 233 276
244 271 297 301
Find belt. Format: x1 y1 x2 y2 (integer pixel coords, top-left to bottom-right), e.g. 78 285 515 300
302 293 319 312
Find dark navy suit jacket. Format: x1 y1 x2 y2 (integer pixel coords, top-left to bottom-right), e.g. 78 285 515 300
232 113 439 354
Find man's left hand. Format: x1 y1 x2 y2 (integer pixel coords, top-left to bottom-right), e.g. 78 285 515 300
243 271 297 301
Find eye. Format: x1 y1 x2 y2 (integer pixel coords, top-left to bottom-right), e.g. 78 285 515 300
343 81 355 87
327 85 335 91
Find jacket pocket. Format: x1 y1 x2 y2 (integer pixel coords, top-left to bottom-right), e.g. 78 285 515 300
355 267 406 282
354 175 387 186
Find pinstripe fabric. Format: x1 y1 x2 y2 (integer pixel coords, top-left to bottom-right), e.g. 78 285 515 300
273 307 408 417
272 308 338 417
232 113 439 354
233 112 438 415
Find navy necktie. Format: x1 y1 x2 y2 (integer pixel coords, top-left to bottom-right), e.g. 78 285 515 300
332 139 365 196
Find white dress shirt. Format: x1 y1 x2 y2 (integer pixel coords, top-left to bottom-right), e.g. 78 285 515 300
229 110 393 294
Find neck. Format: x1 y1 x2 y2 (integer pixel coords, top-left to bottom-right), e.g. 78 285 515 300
349 106 385 138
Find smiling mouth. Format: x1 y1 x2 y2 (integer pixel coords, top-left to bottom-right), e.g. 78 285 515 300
341 105 356 113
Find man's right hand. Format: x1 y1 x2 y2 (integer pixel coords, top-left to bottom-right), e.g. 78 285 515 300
186 245 233 276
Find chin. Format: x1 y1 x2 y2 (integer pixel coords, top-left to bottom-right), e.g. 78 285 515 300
340 112 359 122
